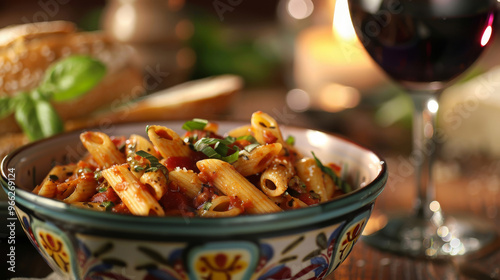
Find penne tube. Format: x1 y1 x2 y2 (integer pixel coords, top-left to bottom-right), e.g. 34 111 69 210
169 169 203 199
250 111 284 145
227 124 252 138
197 159 282 214
139 170 168 200
102 164 165 216
147 125 190 158
80 132 126 169
324 173 335 199
260 157 295 197
295 158 328 202
63 179 98 203
34 165 77 198
233 143 282 177
126 134 159 158
198 196 244 218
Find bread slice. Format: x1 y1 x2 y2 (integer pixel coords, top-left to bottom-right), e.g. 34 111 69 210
0 21 143 134
65 74 243 130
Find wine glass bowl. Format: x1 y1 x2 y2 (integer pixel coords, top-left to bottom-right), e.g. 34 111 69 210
347 0 499 258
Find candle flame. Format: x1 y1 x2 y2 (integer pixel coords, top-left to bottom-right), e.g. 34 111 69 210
333 0 357 42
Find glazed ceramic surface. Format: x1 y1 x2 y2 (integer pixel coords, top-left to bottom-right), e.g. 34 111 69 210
1 121 387 280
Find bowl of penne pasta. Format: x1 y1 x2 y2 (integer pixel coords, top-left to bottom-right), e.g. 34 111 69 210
1 111 387 280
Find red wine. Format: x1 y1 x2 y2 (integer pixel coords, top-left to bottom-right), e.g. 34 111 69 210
349 0 497 89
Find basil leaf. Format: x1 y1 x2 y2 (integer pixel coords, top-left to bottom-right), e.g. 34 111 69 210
101 201 115 211
0 96 16 119
14 93 44 141
135 150 168 177
244 143 260 153
193 137 240 163
222 146 240 163
40 55 106 102
311 152 352 193
237 135 258 143
182 118 208 131
35 98 64 138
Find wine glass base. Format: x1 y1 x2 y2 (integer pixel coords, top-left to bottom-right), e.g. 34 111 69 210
363 213 499 259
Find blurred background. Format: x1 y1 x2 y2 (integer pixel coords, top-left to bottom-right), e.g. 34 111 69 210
1 0 500 157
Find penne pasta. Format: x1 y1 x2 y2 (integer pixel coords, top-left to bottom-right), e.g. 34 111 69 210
197 159 282 214
233 143 282 177
140 170 168 200
102 164 165 216
198 196 244 218
250 111 284 145
169 169 203 199
80 132 126 168
227 124 252 138
63 179 98 203
126 134 159 158
33 111 352 218
34 165 77 198
295 158 329 202
147 125 190 158
260 157 295 197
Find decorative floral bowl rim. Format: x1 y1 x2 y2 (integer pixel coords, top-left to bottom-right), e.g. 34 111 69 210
1 121 387 237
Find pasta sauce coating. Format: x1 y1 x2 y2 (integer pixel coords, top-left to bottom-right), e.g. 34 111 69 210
32 112 352 217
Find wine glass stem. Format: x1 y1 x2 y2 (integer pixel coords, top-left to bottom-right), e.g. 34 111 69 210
410 91 439 221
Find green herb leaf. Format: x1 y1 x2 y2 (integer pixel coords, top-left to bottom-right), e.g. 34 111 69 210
222 146 240 163
237 135 258 143
311 152 352 193
135 150 168 177
203 201 213 210
14 93 44 141
101 201 115 211
35 98 64 138
98 186 108 193
244 143 260 153
193 137 240 163
0 96 16 119
40 55 106 102
94 171 102 181
182 118 208 131
285 135 295 146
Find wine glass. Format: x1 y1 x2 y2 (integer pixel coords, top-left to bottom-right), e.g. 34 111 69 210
347 0 499 258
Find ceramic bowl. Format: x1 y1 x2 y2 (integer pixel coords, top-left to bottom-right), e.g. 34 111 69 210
1 121 387 280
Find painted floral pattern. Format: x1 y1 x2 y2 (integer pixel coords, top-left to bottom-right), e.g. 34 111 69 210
194 253 248 280
38 230 71 273
21 208 373 280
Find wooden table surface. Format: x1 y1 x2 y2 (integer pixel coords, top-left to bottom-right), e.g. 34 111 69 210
3 88 500 279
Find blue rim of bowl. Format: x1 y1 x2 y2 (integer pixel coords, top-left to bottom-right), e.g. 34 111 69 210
1 122 388 237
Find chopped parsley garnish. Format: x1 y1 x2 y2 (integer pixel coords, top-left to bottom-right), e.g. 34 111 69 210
135 150 168 177
101 201 114 211
98 186 108 193
182 118 208 131
285 135 295 146
311 152 352 193
236 135 258 143
243 143 260 153
203 201 213 211
193 136 240 164
94 170 102 181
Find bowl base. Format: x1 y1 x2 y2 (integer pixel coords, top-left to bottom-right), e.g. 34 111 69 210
362 213 499 259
